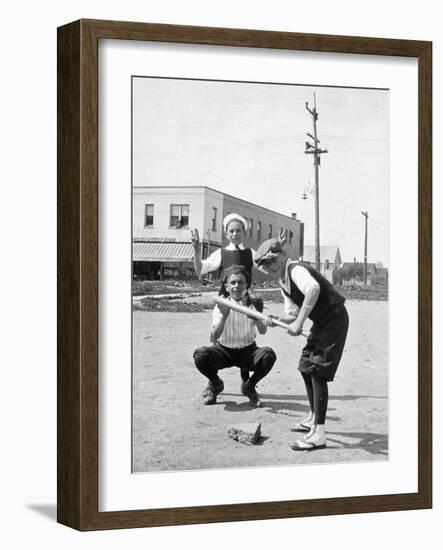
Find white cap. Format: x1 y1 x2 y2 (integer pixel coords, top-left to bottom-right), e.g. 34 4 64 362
222 213 248 233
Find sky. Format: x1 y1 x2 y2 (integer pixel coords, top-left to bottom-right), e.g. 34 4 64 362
133 77 389 266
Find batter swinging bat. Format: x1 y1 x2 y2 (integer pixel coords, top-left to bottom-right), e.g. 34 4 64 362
212 296 309 338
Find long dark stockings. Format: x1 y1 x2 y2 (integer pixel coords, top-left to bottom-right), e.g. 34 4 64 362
301 371 328 425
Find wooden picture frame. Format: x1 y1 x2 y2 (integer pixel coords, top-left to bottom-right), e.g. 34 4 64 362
57 19 432 530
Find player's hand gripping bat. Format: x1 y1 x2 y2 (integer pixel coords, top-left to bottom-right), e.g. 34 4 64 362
212 296 309 338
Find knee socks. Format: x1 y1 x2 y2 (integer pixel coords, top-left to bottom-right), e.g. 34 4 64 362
301 371 328 425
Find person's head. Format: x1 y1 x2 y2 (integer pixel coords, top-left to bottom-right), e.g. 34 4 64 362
222 264 250 301
222 213 248 245
253 238 287 277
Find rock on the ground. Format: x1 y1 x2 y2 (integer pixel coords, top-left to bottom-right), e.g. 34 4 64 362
228 422 261 445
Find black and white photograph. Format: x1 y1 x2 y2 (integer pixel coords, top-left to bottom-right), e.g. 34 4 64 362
131 76 389 472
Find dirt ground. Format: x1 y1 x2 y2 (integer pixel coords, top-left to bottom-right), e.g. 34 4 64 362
132 298 388 472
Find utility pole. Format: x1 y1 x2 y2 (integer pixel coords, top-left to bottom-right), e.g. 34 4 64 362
305 93 328 272
361 211 369 285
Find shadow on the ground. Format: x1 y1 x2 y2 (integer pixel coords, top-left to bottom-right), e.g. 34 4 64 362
328 394 387 402
267 393 387 402
325 430 388 455
224 392 386 402
220 395 313 415
219 392 385 419
218 398 266 411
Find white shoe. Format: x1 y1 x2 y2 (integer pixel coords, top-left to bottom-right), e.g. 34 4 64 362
302 425 316 440
290 413 314 433
290 425 326 451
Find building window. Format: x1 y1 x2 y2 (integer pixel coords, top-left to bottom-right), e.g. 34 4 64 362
248 218 253 239
144 204 154 227
268 224 272 238
257 221 262 241
212 207 217 231
289 230 293 244
170 204 189 228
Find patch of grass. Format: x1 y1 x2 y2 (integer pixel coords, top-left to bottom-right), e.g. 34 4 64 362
133 279 388 305
339 287 388 301
132 279 217 296
133 297 214 313
256 286 388 303
254 279 389 301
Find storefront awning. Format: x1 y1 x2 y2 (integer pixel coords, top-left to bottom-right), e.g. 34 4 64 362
133 241 194 262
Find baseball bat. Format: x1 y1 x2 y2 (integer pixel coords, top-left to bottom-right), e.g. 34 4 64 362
212 296 309 338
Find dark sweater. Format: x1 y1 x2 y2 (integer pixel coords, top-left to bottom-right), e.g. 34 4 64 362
280 261 345 325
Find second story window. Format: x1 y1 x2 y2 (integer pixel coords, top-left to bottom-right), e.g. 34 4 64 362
170 204 189 228
248 218 253 239
268 224 273 238
289 230 293 244
144 204 154 227
212 207 217 231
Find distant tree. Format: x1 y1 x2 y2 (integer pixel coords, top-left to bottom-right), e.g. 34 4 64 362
349 263 364 280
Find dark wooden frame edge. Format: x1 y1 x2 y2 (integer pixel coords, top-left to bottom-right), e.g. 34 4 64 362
57 19 432 531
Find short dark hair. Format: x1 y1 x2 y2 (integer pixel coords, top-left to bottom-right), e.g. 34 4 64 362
223 264 250 286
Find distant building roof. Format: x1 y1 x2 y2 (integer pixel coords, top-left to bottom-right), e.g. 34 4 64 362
342 262 378 274
302 245 341 264
133 185 299 223
133 241 194 262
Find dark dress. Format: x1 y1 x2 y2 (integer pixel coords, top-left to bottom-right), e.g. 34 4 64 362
280 261 349 381
219 248 263 312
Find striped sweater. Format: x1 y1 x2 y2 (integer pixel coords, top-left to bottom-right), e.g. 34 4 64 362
212 298 257 348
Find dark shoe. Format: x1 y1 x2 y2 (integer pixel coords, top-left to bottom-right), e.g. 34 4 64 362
241 380 261 406
202 377 224 405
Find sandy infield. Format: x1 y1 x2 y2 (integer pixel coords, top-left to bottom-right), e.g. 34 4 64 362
132 299 388 472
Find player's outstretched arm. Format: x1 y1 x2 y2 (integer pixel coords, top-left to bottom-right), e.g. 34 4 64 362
191 229 203 275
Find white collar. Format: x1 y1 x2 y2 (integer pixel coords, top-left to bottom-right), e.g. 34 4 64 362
225 243 246 250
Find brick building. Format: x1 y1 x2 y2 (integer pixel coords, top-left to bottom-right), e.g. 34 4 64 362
133 185 304 281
